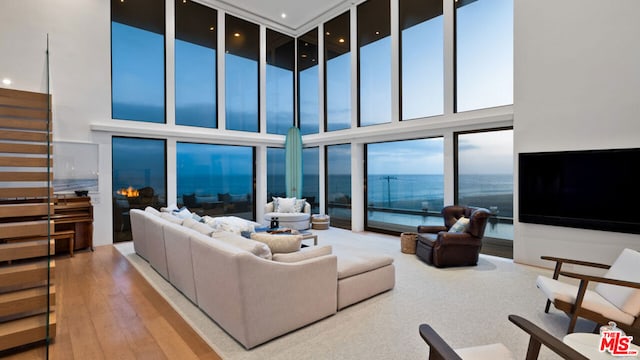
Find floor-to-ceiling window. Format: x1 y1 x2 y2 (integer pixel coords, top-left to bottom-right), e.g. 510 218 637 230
358 0 392 127
298 28 319 135
112 137 166 242
366 138 444 233
324 11 351 132
111 0 165 123
455 0 513 112
225 15 259 132
326 144 351 228
175 0 217 128
302 147 320 214
267 147 286 200
176 142 254 219
455 129 513 257
400 0 443 120
266 30 294 135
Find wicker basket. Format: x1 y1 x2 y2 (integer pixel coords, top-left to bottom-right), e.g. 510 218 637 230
400 232 418 254
311 214 330 230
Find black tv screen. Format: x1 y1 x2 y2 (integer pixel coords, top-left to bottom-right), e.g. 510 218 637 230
519 148 640 234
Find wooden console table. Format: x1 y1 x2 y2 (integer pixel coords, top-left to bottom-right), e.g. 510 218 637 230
53 195 93 252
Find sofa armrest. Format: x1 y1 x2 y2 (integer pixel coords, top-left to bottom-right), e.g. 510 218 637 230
435 232 482 246
417 225 447 233
235 254 338 348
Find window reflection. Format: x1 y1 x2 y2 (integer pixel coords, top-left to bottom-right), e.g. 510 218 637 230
267 147 286 199
358 0 392 127
456 129 513 240
112 137 167 243
302 147 320 214
298 28 319 135
325 12 351 131
400 0 443 120
225 15 259 132
177 142 254 219
456 0 513 112
266 30 295 135
366 138 444 232
111 0 165 123
175 0 217 128
326 144 351 229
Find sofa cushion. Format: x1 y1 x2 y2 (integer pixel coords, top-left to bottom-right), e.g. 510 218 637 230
183 218 215 236
211 231 272 260
250 233 302 254
335 251 394 280
145 206 161 216
272 245 332 263
160 212 184 225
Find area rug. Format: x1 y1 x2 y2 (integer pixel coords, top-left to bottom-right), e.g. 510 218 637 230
114 228 596 359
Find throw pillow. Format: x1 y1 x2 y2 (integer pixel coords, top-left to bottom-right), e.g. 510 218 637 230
250 233 302 253
173 207 192 219
160 212 184 225
294 198 307 213
448 217 470 233
272 245 332 263
211 231 272 260
275 197 297 213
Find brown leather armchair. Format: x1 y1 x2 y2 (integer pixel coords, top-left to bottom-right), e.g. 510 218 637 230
416 205 490 267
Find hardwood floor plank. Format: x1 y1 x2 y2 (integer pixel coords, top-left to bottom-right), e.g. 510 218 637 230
2 246 222 360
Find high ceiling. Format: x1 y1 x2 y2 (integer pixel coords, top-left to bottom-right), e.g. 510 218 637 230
205 0 354 33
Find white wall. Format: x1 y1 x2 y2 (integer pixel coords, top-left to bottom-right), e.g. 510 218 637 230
1 0 113 245
513 0 640 267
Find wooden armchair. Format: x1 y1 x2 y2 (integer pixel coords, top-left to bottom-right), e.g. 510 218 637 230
536 248 640 339
419 314 588 360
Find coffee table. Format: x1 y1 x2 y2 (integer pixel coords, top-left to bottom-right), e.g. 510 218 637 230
298 230 318 246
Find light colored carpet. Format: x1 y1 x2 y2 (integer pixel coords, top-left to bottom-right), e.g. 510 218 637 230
114 228 597 359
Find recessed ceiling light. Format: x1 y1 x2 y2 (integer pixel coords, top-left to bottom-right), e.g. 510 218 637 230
2 78 11 86
209 26 215 31
325 32 331 36
234 32 240 37
281 13 286 18
301 54 307 58
338 38 345 43
375 31 380 35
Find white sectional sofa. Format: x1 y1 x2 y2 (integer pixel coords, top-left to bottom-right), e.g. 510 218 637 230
129 207 395 349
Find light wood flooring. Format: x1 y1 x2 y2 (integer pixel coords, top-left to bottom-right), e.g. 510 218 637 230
1 245 222 360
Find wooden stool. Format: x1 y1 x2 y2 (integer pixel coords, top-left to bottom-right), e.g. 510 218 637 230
52 230 75 257
2 229 75 260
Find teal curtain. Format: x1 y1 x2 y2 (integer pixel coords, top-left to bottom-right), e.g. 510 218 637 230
285 126 303 198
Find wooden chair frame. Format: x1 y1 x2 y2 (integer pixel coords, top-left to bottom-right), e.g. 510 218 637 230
419 314 588 360
541 255 640 339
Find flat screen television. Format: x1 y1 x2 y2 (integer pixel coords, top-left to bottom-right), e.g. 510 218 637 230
519 148 640 235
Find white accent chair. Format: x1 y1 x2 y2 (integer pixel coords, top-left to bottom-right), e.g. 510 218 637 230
536 248 640 336
264 200 311 230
